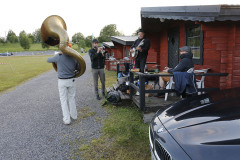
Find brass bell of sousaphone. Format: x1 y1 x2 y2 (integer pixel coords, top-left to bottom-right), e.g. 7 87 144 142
41 15 86 77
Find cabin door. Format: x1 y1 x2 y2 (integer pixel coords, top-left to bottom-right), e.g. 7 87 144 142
168 28 179 68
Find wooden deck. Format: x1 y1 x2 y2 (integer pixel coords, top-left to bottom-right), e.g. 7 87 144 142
107 83 180 113
107 83 182 123
132 94 181 113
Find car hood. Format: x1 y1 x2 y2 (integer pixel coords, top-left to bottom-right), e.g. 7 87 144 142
157 87 240 160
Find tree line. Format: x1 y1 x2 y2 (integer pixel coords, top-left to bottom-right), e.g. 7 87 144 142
0 29 40 49
0 24 134 50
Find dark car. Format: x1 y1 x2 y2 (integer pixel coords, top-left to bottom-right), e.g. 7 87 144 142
149 87 240 160
0 52 13 56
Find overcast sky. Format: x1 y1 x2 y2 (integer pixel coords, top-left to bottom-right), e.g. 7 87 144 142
0 0 239 40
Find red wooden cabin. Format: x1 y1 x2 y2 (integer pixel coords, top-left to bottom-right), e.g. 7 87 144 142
141 5 240 89
103 37 137 71
102 42 114 56
110 36 137 60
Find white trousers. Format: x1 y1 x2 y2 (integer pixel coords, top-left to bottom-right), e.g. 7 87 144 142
58 78 77 123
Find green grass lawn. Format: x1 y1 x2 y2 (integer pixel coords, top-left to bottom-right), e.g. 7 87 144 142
0 55 52 92
103 70 117 89
76 103 150 160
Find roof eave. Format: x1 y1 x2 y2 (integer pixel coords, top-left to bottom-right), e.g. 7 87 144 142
141 5 240 23
102 42 114 48
110 37 136 46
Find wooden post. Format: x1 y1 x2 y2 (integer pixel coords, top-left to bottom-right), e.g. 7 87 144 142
139 74 146 111
130 72 134 98
117 63 119 77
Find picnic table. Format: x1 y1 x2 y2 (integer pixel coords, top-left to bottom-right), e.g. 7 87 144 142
129 71 228 112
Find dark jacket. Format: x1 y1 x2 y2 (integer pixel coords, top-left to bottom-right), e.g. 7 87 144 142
168 52 194 73
131 38 150 59
89 48 105 69
173 72 198 96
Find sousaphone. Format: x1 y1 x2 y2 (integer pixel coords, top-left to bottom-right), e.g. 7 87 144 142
41 15 86 77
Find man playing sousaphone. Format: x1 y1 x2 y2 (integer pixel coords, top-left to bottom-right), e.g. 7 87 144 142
130 29 150 73
47 43 79 125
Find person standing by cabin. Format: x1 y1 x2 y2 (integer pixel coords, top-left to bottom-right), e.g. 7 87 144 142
130 29 150 73
89 39 106 100
47 43 79 125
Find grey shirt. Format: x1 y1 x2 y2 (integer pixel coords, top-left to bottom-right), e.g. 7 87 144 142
47 53 79 79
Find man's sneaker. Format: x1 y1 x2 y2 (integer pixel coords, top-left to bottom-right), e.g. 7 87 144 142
71 117 78 120
63 121 71 125
96 95 101 100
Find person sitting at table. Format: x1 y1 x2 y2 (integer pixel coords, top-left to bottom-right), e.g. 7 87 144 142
158 46 194 92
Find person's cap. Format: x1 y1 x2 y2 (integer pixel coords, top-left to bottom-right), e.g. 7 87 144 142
92 39 98 43
68 43 72 48
138 29 145 33
179 46 191 52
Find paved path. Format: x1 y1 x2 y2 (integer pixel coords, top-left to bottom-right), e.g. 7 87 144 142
0 54 106 160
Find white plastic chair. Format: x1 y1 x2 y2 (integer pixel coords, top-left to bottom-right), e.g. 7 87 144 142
164 68 194 101
164 76 174 101
194 69 209 95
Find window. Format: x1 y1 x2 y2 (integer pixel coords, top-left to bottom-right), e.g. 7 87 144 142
185 24 203 65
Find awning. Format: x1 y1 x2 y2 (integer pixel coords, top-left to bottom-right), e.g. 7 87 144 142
102 42 114 48
111 36 138 45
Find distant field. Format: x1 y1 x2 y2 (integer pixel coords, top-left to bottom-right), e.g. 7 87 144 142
0 55 52 92
0 43 84 53
0 43 57 52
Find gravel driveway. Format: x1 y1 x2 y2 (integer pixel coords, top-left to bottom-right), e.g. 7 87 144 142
0 54 106 160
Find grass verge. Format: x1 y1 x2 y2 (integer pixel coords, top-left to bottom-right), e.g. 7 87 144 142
71 70 150 160
105 70 117 88
79 103 150 160
0 55 52 92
